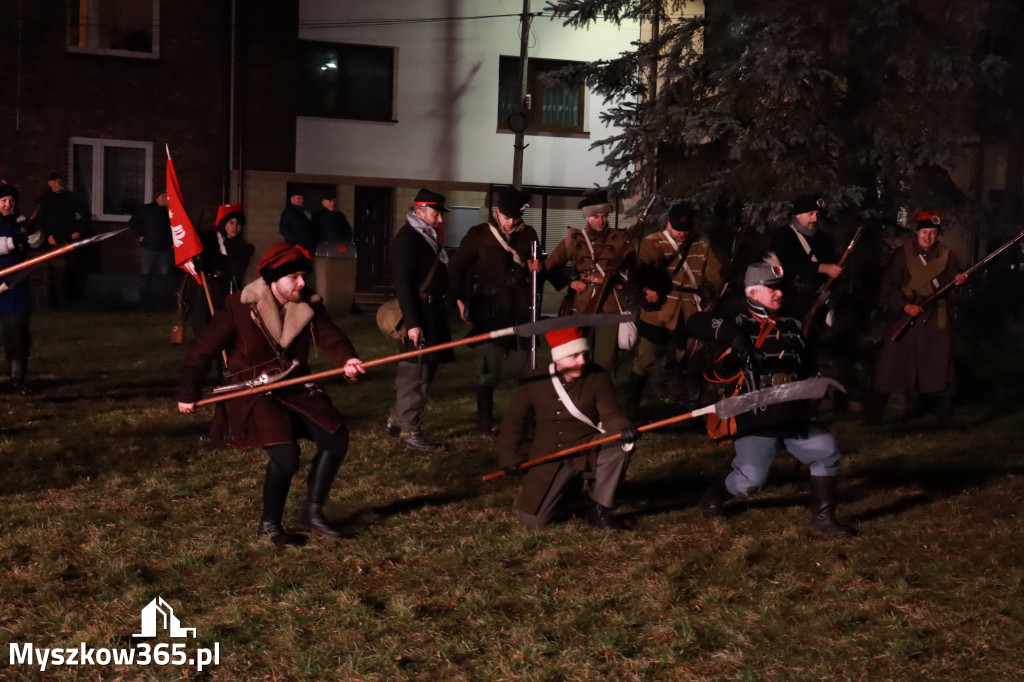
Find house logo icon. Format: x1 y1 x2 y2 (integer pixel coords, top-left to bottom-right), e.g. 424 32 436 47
133 597 196 638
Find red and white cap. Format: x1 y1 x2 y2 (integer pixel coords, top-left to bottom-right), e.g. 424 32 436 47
546 327 588 362
913 210 943 229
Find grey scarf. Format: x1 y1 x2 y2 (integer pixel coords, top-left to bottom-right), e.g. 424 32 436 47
407 210 449 264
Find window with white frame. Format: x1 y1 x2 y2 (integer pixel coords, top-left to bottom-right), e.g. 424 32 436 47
70 137 153 221
68 0 160 58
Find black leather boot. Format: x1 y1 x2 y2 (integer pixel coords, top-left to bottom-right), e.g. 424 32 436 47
586 500 627 531
699 478 733 518
934 390 956 427
296 450 347 538
257 460 306 546
476 386 494 436
624 373 647 422
809 476 857 537
681 372 704 410
9 359 32 396
862 391 888 425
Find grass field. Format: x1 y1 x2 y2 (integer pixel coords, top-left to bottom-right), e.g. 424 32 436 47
2 306 1023 681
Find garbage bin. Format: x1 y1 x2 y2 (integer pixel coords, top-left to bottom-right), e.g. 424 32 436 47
313 241 357 317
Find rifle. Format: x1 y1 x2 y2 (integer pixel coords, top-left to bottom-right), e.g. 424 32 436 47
194 312 633 407
170 278 190 344
887 227 1024 342
802 224 864 335
580 195 658 317
482 377 844 480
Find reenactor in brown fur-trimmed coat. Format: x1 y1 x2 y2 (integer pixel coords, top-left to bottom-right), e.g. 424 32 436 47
866 211 968 424
449 186 542 435
178 243 365 547
544 190 634 373
498 327 638 530
625 202 722 418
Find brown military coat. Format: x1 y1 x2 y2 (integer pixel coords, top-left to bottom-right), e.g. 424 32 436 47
637 232 722 330
545 226 634 315
178 278 359 450
448 221 539 340
873 239 960 394
498 364 630 515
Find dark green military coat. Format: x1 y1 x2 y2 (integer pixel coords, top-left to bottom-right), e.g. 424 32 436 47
498 364 630 515
448 220 539 347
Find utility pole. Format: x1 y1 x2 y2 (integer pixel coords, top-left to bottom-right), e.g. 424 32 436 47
644 10 660 195
512 0 532 188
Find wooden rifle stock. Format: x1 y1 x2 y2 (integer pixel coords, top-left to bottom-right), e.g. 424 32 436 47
802 225 864 335
580 195 657 316
887 227 1024 342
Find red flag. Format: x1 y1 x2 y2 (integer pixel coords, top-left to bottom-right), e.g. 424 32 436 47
166 153 203 283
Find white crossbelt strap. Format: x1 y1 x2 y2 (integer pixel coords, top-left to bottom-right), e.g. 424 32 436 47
549 363 605 433
581 230 625 313
662 230 701 307
790 225 818 263
918 253 941 290
488 224 525 267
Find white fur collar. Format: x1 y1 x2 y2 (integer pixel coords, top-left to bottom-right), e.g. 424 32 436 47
240 278 321 349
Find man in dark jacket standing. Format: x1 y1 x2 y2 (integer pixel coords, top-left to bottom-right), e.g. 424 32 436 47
34 172 91 307
311 195 353 243
385 188 453 451
770 193 843 322
129 192 172 311
499 327 638 530
279 191 317 255
178 243 365 546
448 186 541 434
687 258 857 536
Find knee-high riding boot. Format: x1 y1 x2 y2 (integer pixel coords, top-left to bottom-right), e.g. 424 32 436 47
476 386 495 436
862 391 888 425
297 449 347 538
257 459 306 546
624 373 647 422
9 359 32 396
809 475 857 537
699 478 733 518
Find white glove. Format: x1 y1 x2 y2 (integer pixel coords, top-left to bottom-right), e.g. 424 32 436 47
27 231 44 249
0 236 15 256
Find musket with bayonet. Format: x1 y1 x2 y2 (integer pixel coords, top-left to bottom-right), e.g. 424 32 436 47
194 312 634 407
802 224 864 336
887 227 1024 342
482 377 844 480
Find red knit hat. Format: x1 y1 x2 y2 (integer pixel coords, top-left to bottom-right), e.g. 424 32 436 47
258 243 311 283
913 210 943 229
546 327 588 362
